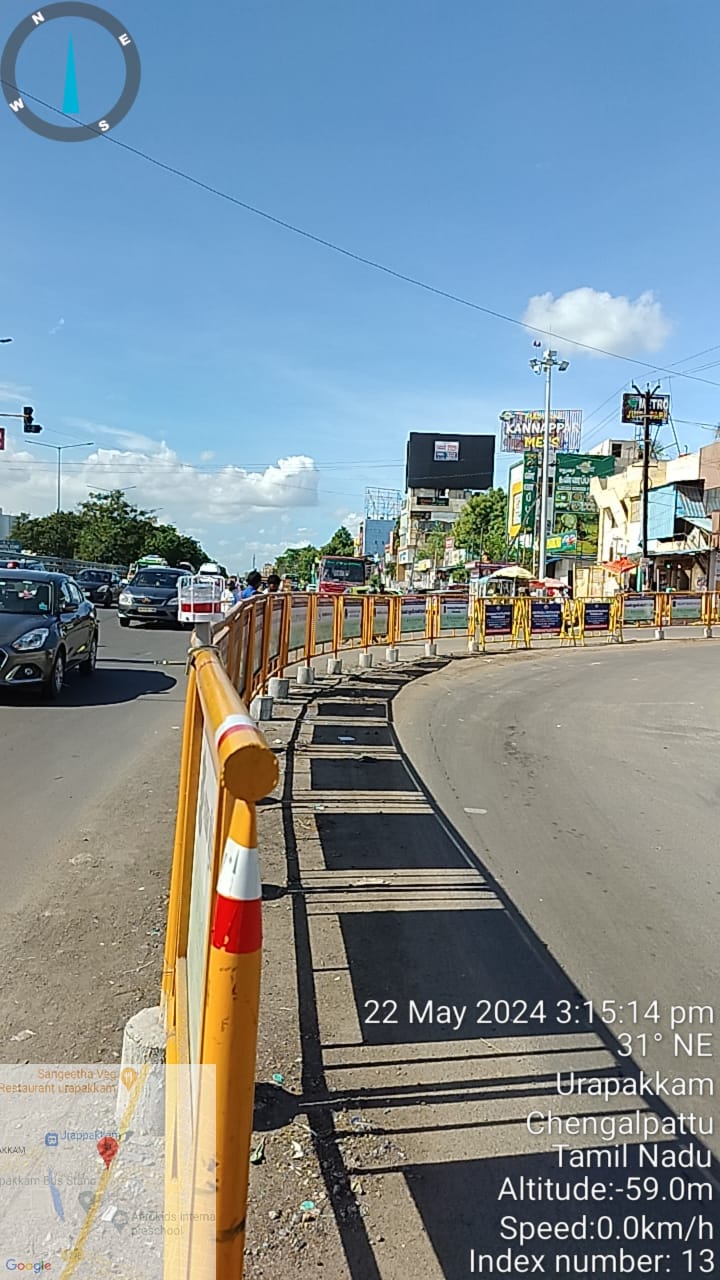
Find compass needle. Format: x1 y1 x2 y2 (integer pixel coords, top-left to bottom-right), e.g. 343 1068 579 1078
62 33 79 114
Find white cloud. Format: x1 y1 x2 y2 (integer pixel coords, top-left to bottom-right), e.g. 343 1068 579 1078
49 317 65 336
522 287 671 357
0 438 320 526
335 510 363 533
199 450 215 462
0 381 31 405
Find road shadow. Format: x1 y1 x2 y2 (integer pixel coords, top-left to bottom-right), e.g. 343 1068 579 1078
0 666 178 707
275 659 719 1279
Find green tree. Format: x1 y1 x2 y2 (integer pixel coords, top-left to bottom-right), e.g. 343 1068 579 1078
13 510 82 558
453 488 508 562
276 544 319 585
422 526 449 565
321 526 355 556
141 524 208 568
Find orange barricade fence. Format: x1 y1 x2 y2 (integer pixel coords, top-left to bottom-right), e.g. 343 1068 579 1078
210 590 720 703
162 640 278 1280
160 583 720 1274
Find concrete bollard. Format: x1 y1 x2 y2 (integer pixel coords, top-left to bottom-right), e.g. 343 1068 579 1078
424 642 437 658
654 627 665 641
268 676 289 700
385 646 399 663
327 657 343 675
703 626 713 639
116 1006 165 1136
467 638 479 653
251 694 273 721
358 651 373 669
297 665 314 686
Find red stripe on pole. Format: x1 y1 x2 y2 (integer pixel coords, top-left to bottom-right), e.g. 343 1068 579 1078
179 600 217 614
216 722 256 752
211 894 262 954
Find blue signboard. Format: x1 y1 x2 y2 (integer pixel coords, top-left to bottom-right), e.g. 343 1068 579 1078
484 603 513 635
584 602 611 631
530 601 563 634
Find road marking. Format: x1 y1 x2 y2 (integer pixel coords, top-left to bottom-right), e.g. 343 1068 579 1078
464 807 487 815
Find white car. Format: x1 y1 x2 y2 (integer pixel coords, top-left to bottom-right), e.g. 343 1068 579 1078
197 562 225 578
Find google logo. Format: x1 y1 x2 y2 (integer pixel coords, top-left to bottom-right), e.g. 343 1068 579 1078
5 1263 51 1273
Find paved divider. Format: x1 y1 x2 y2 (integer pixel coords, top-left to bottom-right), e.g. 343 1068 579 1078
156 584 719 1277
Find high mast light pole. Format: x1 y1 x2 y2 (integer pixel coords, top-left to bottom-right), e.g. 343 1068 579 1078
529 347 569 579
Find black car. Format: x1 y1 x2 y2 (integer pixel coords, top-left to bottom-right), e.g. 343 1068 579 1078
118 567 186 626
76 568 121 608
0 569 99 698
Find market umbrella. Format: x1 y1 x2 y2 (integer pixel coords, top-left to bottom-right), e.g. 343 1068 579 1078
604 556 637 576
485 565 533 580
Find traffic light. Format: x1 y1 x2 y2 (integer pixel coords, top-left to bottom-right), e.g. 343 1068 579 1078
23 406 41 434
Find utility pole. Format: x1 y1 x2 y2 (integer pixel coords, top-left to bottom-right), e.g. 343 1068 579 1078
634 381 661 591
530 348 570 579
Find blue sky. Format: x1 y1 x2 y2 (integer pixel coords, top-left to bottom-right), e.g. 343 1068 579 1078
1 0 719 565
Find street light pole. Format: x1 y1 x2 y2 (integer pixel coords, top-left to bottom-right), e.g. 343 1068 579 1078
530 348 570 580
27 441 94 511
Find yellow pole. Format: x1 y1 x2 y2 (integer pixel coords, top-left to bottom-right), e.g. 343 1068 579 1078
162 664 200 1013
198 799 262 1280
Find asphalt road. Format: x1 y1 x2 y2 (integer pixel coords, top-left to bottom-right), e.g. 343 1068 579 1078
396 642 720 1147
0 613 189 908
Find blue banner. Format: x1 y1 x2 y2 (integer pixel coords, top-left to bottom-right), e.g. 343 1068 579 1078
584 602 611 631
484 603 513 635
530 601 563 634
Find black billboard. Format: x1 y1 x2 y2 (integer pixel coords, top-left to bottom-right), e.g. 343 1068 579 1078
405 432 495 492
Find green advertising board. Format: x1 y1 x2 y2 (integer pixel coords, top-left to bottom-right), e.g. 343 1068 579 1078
521 451 539 529
553 453 614 557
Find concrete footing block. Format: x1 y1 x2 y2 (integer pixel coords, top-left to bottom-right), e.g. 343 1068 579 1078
424 641 437 658
703 626 713 639
327 657 343 675
467 638 479 653
359 652 373 669
297 665 314 686
268 676 289 700
251 694 273 721
116 1006 165 1135
654 627 665 640
385 647 399 663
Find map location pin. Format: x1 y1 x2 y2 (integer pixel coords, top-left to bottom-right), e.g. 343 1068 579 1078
120 1067 138 1090
97 1136 119 1170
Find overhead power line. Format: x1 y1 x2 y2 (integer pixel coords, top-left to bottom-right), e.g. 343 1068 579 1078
4 76 720 389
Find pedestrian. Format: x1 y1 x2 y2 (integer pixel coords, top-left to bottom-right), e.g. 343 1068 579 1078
281 576 293 592
265 573 281 594
240 570 262 599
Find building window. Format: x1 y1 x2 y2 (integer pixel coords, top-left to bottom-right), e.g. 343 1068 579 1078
628 498 641 521
611 442 623 458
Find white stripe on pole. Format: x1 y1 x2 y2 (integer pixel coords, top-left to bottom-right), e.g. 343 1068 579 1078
215 713 256 746
217 837 262 902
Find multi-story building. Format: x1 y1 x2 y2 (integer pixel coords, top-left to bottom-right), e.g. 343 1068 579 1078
395 487 472 587
0 508 18 541
590 441 720 590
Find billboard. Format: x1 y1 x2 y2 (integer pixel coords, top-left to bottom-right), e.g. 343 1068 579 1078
405 432 495 491
552 453 614 558
621 393 669 426
362 518 394 559
499 409 582 454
